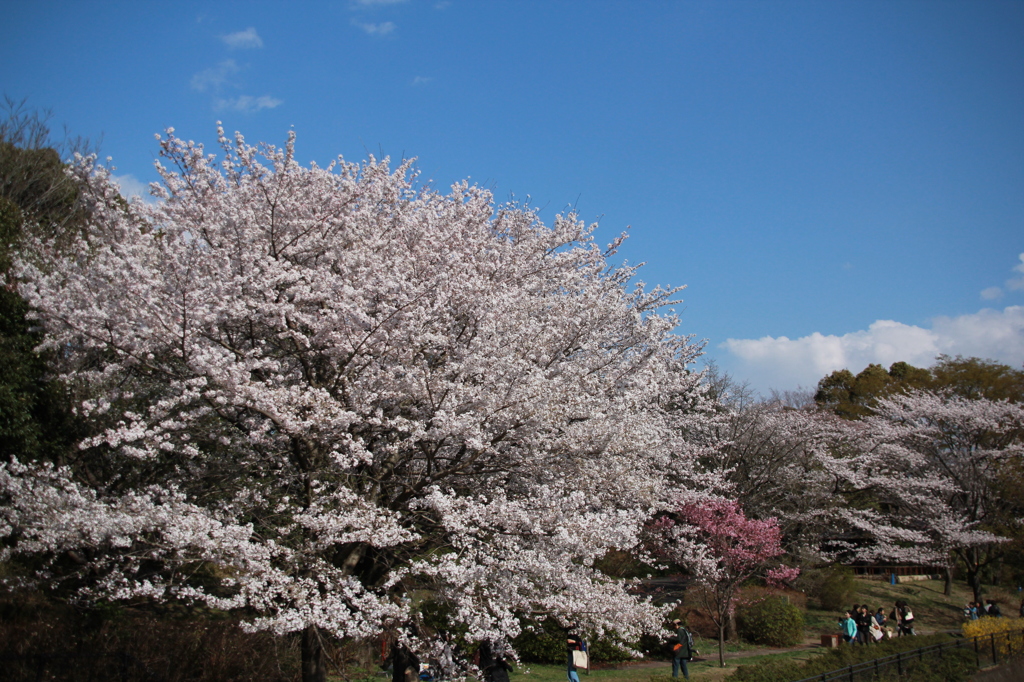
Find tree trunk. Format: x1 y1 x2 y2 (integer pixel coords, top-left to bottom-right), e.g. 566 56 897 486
943 564 953 597
302 625 327 682
968 569 983 604
718 623 726 668
964 547 984 603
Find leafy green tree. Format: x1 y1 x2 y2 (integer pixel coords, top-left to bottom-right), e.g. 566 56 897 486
0 100 90 466
930 355 1024 403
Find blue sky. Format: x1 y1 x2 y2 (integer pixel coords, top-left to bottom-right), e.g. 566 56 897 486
3 0 1023 394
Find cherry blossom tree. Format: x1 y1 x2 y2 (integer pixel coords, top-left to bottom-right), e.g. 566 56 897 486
2 128 710 681
694 400 850 558
652 498 798 667
856 390 1024 600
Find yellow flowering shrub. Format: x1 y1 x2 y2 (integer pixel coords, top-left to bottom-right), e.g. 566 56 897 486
962 616 1024 659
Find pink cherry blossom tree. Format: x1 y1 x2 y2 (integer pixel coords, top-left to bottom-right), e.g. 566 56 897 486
2 128 710 681
652 498 798 667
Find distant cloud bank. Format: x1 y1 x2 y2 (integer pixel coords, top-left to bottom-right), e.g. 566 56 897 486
721 306 1024 393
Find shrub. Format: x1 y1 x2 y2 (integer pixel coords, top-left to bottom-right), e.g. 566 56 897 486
962 616 1023 660
736 596 804 647
796 565 857 611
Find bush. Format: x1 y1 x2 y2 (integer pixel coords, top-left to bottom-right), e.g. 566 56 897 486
962 616 1023 660
796 565 857 611
736 596 804 647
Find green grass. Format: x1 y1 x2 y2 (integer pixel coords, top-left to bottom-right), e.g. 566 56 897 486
806 577 1024 636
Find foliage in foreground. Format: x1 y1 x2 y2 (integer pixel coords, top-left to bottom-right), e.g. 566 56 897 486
725 634 975 682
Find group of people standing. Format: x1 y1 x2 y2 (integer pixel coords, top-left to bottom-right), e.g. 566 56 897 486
839 601 915 644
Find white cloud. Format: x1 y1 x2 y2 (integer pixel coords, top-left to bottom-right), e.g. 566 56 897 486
222 27 264 49
191 60 240 92
112 174 156 203
214 95 283 114
353 20 396 35
720 306 1024 393
1006 253 1024 291
411 76 432 86
352 0 407 6
981 287 1003 301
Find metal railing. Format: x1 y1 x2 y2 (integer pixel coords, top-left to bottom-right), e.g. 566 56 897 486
792 628 1024 682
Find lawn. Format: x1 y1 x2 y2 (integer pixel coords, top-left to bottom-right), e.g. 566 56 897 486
805 576 1024 636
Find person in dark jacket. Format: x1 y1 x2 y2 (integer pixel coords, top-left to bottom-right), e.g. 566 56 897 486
479 640 512 682
855 606 873 644
895 600 916 636
670 618 695 679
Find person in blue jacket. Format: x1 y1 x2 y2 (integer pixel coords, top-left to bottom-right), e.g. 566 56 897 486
839 611 858 644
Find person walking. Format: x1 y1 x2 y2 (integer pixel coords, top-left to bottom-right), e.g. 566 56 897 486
895 601 916 636
566 625 584 682
670 619 695 680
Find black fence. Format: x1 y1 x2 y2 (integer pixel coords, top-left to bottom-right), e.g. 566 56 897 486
792 628 1024 682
